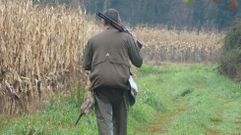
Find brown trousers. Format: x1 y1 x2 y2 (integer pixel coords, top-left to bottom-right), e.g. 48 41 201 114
94 88 129 135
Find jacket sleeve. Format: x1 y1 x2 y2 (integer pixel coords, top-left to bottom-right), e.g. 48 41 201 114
82 40 93 70
127 36 143 68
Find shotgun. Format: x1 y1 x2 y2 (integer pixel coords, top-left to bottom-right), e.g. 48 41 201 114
96 12 143 49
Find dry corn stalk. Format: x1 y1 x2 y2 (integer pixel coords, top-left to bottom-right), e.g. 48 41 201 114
133 26 223 64
0 0 99 114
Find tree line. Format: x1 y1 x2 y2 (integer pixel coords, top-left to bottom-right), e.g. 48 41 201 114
34 0 241 30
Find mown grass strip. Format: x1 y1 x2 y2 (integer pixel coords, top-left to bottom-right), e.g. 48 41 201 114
1 64 240 135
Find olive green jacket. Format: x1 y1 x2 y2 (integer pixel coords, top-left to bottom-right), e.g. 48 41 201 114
83 27 142 90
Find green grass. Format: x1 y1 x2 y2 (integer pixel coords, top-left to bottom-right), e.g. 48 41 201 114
0 64 241 135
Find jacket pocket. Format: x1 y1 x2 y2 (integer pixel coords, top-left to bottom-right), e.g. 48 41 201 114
90 60 129 90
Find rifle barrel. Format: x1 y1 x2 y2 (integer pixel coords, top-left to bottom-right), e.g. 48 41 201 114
97 12 125 32
96 12 143 48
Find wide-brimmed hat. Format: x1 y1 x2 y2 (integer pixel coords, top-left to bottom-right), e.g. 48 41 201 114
104 8 121 23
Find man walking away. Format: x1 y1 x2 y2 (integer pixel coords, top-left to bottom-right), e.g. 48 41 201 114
83 8 143 135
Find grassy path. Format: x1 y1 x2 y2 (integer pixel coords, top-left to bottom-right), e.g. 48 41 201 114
134 65 241 135
1 64 241 135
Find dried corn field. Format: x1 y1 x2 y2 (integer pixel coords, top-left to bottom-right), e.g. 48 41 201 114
134 27 223 64
0 1 223 115
0 0 99 114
